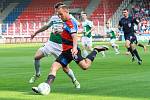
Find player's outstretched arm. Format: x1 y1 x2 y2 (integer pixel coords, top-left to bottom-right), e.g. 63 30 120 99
86 25 95 34
31 25 49 39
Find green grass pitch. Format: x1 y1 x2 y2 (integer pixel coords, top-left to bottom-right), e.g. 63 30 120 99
0 42 150 100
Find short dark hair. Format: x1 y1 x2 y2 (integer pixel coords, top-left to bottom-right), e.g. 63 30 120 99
54 2 68 9
123 8 128 12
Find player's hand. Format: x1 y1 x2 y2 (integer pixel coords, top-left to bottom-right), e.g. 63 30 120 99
31 34 36 39
71 48 78 56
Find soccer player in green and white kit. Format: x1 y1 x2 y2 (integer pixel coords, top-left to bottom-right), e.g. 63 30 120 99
81 12 106 57
29 14 80 89
105 22 120 54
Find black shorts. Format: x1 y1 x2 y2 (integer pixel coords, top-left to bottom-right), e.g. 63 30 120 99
55 48 84 67
124 34 138 44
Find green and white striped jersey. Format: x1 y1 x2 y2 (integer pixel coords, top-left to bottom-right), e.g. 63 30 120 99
82 19 94 38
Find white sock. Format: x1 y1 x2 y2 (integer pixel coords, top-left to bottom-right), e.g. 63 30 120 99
82 49 88 58
67 69 76 82
114 47 119 52
101 51 105 57
114 45 119 53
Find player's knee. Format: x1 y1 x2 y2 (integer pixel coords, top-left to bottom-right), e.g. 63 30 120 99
51 62 61 72
62 67 68 73
82 65 90 70
34 56 41 60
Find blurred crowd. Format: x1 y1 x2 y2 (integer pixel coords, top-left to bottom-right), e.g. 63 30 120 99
131 0 150 34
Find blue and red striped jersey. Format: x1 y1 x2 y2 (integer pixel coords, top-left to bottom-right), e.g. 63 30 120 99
61 18 78 51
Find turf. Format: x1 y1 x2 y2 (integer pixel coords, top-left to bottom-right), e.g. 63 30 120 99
0 42 150 100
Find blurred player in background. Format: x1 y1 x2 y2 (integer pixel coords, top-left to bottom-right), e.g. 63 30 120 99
119 8 142 65
29 11 80 88
80 12 105 57
105 22 120 54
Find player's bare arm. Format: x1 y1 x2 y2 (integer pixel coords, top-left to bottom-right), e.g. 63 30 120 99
71 33 78 56
86 25 95 34
31 24 50 39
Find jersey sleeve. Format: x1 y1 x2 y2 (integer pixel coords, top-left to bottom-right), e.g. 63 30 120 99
66 20 78 34
46 17 53 27
88 20 94 28
70 14 80 25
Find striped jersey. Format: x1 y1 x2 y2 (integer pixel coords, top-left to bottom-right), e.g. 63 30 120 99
105 27 116 39
47 15 63 44
61 18 78 51
82 19 94 38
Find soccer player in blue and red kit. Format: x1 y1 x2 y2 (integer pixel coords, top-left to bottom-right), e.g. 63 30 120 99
32 2 108 94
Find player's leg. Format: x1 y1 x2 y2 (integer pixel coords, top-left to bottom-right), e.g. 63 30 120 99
125 48 130 55
45 61 62 84
32 61 62 94
88 37 105 57
86 37 93 51
34 49 45 75
137 42 147 52
131 43 142 65
125 39 135 58
83 46 88 58
29 49 45 83
74 46 109 70
62 66 80 89
81 37 88 57
135 36 147 52
29 42 52 83
51 42 80 88
110 39 120 54
44 52 73 86
127 36 142 64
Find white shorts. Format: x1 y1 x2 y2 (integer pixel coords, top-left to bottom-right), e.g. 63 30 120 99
39 41 62 58
81 36 92 47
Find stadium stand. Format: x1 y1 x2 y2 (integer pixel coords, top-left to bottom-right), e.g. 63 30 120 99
69 0 89 10
0 0 149 43
0 0 10 13
131 0 150 34
2 0 62 43
90 0 123 26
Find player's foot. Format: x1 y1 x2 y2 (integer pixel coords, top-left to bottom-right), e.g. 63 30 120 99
125 51 130 55
132 57 135 62
73 80 80 89
101 51 106 57
32 87 39 93
29 74 40 83
138 60 142 65
94 45 109 53
144 46 147 52
115 52 120 55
